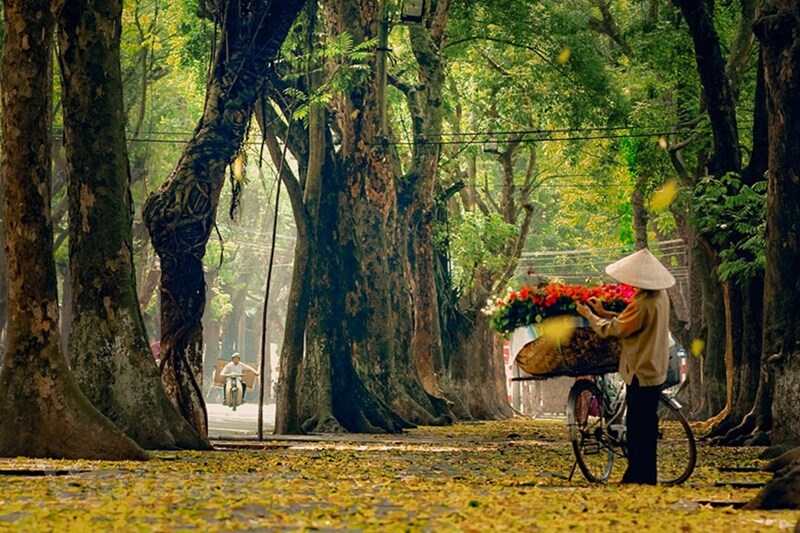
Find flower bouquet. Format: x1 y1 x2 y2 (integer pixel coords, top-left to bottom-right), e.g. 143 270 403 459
484 282 636 377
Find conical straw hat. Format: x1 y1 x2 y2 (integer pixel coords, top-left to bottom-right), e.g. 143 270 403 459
605 248 676 290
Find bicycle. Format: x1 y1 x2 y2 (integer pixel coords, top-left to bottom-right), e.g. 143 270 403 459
565 373 696 485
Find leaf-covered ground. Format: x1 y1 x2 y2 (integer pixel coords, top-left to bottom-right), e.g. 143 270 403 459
0 419 797 531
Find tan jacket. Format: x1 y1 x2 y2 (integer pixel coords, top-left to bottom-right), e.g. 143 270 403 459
586 289 670 386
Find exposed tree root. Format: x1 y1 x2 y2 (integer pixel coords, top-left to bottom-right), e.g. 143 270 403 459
695 405 731 434
705 411 745 443
302 414 346 434
0 372 148 460
711 414 757 446
764 446 800 473
744 430 771 447
745 465 800 510
760 440 800 461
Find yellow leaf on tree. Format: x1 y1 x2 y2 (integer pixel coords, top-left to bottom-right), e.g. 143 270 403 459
232 152 245 183
557 47 572 64
649 179 678 212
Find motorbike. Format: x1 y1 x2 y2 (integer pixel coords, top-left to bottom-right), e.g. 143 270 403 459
224 374 244 411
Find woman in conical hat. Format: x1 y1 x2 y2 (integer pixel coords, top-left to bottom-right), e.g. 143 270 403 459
576 247 675 485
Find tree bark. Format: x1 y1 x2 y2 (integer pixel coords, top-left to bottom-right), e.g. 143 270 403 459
674 0 751 429
285 0 427 433
0 0 147 460
57 0 209 451
142 0 306 436
698 243 727 417
445 305 514 419
711 51 769 444
256 98 316 434
396 0 460 423
0 170 7 361
673 0 741 175
631 183 649 251
715 275 764 443
754 2 800 445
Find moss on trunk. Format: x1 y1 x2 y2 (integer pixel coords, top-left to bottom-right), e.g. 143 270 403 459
58 0 209 451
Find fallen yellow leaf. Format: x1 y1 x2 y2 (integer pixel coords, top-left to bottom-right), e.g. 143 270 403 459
649 179 678 212
539 316 575 345
691 338 705 357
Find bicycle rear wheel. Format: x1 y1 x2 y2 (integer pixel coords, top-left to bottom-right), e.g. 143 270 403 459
567 380 614 483
656 394 696 485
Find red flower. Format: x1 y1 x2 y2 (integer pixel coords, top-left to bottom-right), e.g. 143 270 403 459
489 281 636 334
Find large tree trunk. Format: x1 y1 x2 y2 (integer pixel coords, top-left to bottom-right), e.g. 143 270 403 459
57 0 209 451
674 0 747 427
289 0 419 434
0 174 7 362
403 0 455 422
711 50 769 444
714 275 765 444
298 147 409 432
440 135 534 419
0 0 147 460
256 96 316 434
698 244 727 417
445 306 514 419
142 0 306 436
672 0 741 176
754 2 800 446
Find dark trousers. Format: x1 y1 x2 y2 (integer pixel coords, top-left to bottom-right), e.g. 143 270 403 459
623 376 661 484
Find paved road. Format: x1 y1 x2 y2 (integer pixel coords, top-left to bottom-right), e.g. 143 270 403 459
207 402 275 439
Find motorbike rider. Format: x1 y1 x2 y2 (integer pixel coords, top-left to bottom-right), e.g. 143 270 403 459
220 352 259 402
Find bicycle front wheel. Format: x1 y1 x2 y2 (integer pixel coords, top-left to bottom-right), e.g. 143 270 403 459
567 380 614 483
656 394 696 485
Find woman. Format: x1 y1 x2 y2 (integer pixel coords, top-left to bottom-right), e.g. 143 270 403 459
576 248 675 484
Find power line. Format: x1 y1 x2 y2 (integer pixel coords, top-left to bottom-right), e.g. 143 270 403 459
520 239 684 257
425 125 675 138
516 240 688 281
385 130 670 146
49 124 676 147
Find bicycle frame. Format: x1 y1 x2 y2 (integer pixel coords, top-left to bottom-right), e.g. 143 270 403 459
594 375 628 454
567 373 697 485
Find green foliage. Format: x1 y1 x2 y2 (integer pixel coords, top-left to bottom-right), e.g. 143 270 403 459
175 0 215 90
444 211 517 291
438 0 675 286
282 31 377 126
208 284 234 322
692 173 766 282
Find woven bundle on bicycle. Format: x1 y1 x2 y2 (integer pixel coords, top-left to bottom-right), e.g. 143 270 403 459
515 327 620 377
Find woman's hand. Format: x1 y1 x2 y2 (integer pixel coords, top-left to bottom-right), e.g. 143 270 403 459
587 297 605 314
585 297 618 319
576 302 593 319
